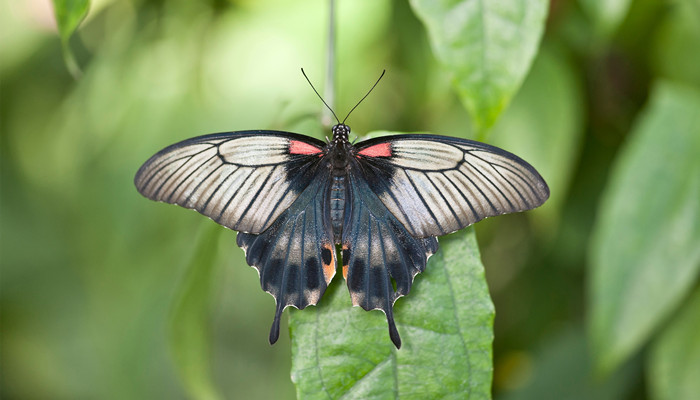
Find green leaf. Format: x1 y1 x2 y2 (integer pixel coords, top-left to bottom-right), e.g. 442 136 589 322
289 228 494 399
578 0 632 37
651 0 700 88
53 0 90 43
648 287 700 400
52 0 90 77
490 45 584 232
588 81 700 374
169 223 224 400
409 0 548 134
498 326 639 400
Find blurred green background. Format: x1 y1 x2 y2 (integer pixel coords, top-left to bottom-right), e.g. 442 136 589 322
2 0 699 399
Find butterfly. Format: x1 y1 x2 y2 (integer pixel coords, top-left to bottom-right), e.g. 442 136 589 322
134 71 550 348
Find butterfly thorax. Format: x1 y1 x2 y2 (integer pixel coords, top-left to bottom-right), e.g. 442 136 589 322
329 123 351 166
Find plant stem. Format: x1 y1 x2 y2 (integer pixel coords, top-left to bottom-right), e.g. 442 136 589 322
322 0 336 129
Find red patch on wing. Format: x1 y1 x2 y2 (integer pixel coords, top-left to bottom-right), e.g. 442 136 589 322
358 142 391 158
289 140 322 155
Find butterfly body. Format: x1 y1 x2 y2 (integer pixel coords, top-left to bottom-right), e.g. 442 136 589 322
135 123 549 348
324 124 353 240
329 174 346 241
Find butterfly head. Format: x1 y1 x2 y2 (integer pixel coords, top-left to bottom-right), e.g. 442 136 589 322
332 123 351 144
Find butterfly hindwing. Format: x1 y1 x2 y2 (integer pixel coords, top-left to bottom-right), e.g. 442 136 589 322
237 169 336 344
342 161 439 348
355 134 550 237
134 131 325 234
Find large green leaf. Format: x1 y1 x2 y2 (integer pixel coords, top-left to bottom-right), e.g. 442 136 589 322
290 228 494 399
648 287 700 400
169 223 224 400
588 81 700 374
651 0 700 88
52 0 90 77
409 0 548 134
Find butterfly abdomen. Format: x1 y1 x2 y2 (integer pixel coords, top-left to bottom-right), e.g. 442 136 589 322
330 173 346 242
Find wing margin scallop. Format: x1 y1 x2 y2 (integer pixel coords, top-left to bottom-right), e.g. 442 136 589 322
134 131 326 234
354 134 550 237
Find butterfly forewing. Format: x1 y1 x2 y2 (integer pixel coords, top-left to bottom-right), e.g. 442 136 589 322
354 134 550 238
134 131 325 233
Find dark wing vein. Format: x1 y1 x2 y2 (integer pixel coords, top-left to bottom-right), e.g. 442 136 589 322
404 171 444 233
462 158 515 210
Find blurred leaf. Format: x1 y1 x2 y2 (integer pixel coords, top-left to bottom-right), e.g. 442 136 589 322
409 0 548 134
52 0 90 77
578 0 632 37
589 81 700 374
169 223 224 400
490 45 584 232
652 0 700 88
648 287 700 400
53 0 90 42
498 326 639 400
289 228 494 399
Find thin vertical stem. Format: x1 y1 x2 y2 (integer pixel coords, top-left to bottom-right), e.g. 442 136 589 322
322 0 336 129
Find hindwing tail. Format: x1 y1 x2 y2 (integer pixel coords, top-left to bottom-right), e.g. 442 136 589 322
236 175 335 344
342 164 439 348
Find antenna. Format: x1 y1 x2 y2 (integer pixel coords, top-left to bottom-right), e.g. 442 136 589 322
302 68 386 126
301 68 340 125
342 69 385 124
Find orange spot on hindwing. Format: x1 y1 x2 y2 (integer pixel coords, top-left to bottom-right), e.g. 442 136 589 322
321 243 336 283
342 244 349 280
